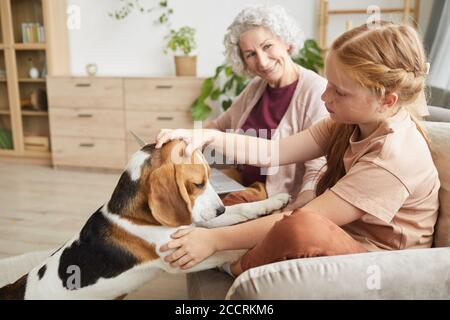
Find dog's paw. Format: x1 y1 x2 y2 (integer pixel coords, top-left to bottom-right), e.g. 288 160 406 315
249 193 291 218
267 193 290 211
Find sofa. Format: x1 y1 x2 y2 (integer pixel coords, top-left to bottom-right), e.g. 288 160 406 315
186 105 450 300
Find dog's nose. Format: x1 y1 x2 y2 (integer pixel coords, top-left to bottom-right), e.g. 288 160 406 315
216 206 226 216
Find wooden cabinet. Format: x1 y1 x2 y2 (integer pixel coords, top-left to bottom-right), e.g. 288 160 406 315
0 0 69 163
47 76 203 170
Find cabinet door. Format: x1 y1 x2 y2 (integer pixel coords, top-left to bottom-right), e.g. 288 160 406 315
50 108 125 139
51 136 126 169
47 77 123 109
124 78 203 111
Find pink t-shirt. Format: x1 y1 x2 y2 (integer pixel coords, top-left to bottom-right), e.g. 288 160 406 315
239 80 298 186
309 108 440 251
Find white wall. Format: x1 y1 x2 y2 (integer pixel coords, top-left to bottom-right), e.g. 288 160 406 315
66 0 316 77
66 0 433 77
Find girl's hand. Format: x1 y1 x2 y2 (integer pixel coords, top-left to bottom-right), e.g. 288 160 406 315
160 227 217 270
155 129 214 157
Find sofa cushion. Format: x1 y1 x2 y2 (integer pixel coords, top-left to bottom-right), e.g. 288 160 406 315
422 121 450 247
226 248 450 299
427 105 450 123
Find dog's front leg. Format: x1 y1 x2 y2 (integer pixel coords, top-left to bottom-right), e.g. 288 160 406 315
180 249 246 273
200 193 290 228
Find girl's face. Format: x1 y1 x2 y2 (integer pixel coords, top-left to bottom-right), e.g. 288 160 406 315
239 27 294 87
321 51 384 125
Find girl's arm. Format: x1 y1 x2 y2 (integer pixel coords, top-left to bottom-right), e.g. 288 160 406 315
302 190 365 226
162 190 365 270
156 128 324 167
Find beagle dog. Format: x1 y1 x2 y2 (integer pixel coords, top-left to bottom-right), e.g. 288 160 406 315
0 140 289 300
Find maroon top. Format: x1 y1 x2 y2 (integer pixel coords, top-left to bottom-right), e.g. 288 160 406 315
239 80 298 186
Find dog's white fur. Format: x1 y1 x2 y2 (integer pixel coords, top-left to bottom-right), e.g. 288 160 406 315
21 149 289 299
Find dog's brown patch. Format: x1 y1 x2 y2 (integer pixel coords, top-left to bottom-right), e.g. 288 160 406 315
0 274 27 300
108 222 159 263
148 163 193 227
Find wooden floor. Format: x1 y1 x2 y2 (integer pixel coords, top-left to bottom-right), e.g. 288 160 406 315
0 162 188 299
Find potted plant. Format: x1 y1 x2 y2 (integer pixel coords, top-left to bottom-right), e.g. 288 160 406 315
164 26 197 76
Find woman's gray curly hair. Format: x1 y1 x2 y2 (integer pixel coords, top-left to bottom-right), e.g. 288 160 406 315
224 5 305 77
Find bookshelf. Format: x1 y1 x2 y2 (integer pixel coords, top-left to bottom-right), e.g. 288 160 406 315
0 0 69 163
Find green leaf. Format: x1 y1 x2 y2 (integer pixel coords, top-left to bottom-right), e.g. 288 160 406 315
223 77 234 91
224 66 234 77
292 38 324 73
199 78 214 101
211 88 222 101
191 99 212 121
214 65 225 79
222 99 232 111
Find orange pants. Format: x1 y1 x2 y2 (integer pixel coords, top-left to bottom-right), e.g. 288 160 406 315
240 210 368 272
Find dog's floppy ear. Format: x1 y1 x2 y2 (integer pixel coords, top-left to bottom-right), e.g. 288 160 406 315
148 163 192 227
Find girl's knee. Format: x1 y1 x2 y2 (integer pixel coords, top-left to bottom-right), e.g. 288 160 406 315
285 210 331 230
270 210 334 248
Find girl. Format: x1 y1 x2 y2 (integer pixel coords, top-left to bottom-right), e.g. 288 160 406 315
155 22 440 277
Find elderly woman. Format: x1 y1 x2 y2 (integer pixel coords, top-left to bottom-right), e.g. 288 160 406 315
205 5 328 209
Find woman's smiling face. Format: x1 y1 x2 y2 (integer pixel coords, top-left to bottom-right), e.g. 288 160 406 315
239 27 293 87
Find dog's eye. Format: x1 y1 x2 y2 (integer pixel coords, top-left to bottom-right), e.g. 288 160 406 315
194 183 205 189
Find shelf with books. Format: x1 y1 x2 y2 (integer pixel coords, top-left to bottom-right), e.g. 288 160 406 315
20 22 45 44
11 0 44 44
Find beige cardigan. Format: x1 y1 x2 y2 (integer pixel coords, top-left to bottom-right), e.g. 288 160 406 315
212 66 328 197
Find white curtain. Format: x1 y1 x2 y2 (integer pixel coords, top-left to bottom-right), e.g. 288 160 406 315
427 1 450 92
